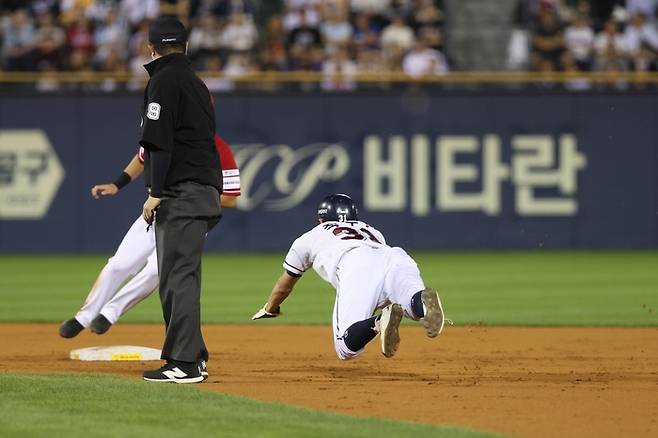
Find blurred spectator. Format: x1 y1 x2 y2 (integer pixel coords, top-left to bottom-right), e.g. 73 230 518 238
350 0 391 15
188 15 222 63
625 13 658 55
160 0 190 21
562 53 592 90
191 0 255 18
381 15 415 51
506 26 530 70
283 0 321 31
59 0 94 26
119 0 159 31
219 52 256 89
94 8 127 64
594 19 628 68
410 0 443 31
633 41 658 72
35 12 65 70
287 13 322 48
30 0 60 17
320 11 353 49
260 15 288 70
625 0 658 17
253 0 285 28
288 43 323 70
68 47 92 72
531 8 565 71
86 0 116 23
402 38 448 77
417 24 442 50
564 14 594 70
1 9 37 71
127 21 149 60
352 13 380 50
189 0 224 18
322 47 357 90
356 46 386 72
220 13 259 53
98 47 128 92
127 40 151 90
224 53 255 77
202 55 234 91
390 0 414 17
564 0 592 20
67 15 95 57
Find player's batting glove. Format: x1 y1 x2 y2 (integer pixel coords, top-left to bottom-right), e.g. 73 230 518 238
251 304 281 320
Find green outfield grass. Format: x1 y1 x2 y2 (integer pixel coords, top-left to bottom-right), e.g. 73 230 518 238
0 373 498 438
0 252 656 326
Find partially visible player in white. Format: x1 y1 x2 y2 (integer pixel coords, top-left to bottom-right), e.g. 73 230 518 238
59 135 240 338
252 194 445 359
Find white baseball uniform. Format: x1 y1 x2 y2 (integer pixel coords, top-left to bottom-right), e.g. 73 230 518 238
74 136 240 327
283 220 425 360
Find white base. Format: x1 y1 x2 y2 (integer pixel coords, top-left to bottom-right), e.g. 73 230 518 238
70 345 162 361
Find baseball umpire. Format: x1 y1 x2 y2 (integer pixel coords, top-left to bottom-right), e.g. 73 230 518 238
140 16 221 384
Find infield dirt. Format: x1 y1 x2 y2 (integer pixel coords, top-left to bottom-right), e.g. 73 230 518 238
1 324 656 438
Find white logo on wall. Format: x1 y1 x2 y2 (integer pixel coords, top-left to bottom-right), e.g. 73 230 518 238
232 134 587 217
0 130 65 219
364 134 587 216
233 143 350 211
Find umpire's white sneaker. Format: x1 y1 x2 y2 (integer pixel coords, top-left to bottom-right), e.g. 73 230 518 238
143 362 204 384
199 360 209 381
421 288 445 338
379 304 403 358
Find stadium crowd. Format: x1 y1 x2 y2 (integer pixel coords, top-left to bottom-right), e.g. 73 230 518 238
0 0 656 90
0 0 448 90
511 0 658 79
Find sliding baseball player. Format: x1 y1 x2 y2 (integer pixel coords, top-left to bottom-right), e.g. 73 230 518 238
252 194 445 359
59 135 240 338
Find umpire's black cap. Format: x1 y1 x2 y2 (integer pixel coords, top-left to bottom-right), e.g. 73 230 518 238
148 16 188 45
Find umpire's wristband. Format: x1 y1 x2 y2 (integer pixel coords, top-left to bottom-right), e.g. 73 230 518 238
113 172 132 190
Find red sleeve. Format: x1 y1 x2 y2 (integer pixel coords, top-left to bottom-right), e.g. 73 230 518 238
214 134 241 196
137 146 145 164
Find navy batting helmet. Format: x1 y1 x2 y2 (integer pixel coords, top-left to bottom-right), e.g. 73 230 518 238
317 194 358 222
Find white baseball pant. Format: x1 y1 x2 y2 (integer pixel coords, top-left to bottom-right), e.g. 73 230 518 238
332 246 425 360
75 215 158 326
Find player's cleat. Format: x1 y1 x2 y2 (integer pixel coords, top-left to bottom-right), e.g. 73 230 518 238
379 304 403 358
421 288 445 338
59 318 84 338
90 315 112 335
143 362 204 384
199 360 208 381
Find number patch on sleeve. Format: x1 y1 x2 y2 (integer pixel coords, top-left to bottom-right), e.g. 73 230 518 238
147 102 161 120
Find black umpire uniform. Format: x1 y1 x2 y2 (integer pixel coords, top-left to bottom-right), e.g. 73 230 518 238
140 17 221 378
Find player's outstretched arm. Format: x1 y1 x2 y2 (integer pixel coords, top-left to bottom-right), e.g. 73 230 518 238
252 272 300 320
91 154 145 198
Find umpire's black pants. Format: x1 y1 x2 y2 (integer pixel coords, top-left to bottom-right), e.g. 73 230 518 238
155 181 221 363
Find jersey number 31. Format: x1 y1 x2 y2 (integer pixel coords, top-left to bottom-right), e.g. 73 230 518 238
332 226 380 243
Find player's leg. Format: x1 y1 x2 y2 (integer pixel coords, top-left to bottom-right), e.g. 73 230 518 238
332 248 400 359
92 250 160 334
60 216 155 337
384 247 445 337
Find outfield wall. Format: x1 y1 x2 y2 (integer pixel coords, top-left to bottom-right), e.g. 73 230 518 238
0 92 656 252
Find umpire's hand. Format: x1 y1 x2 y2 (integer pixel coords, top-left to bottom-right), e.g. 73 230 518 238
143 196 161 224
